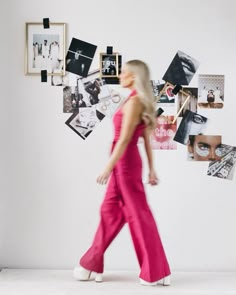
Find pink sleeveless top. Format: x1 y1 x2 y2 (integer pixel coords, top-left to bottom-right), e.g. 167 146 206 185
112 90 145 146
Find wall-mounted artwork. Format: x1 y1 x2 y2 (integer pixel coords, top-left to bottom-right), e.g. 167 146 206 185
66 38 97 77
65 107 105 140
96 87 123 117
162 50 200 86
156 82 177 115
63 70 110 112
151 115 177 150
198 75 224 109
207 145 236 180
100 53 122 85
151 80 165 97
100 53 119 77
25 22 66 75
176 87 198 117
82 70 111 105
187 135 222 161
174 110 208 145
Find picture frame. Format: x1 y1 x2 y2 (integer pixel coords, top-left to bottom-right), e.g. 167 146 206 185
100 53 119 78
25 22 66 75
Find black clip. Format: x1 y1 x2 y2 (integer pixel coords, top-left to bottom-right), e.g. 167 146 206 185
172 84 182 95
106 46 113 54
156 107 164 117
41 70 47 82
43 18 50 29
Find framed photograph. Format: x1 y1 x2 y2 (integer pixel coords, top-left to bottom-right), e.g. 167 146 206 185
100 53 119 78
25 22 66 75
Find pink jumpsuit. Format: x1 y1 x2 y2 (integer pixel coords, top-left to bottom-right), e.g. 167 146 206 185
80 91 171 282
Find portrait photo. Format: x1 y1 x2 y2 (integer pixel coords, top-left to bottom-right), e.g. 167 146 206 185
198 74 225 109
25 22 66 75
63 85 88 113
187 135 222 161
162 50 200 86
173 110 208 145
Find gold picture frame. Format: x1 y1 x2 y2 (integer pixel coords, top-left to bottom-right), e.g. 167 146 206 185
100 53 119 78
25 22 66 75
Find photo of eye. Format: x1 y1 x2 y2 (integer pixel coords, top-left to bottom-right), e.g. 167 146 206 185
187 135 222 161
173 110 208 145
162 50 200 86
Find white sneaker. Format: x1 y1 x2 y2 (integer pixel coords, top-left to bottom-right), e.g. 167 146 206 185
140 275 171 286
73 266 103 282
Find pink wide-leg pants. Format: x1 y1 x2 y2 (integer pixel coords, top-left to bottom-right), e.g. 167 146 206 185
80 144 171 282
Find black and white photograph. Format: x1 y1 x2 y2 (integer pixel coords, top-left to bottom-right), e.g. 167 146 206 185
207 145 236 180
82 70 111 106
25 22 66 75
100 53 119 77
65 107 105 140
151 80 165 97
198 75 225 109
63 70 112 113
63 85 87 113
173 110 208 145
162 50 200 86
66 38 97 77
177 87 198 117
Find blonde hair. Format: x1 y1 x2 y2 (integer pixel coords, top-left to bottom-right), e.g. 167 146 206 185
126 60 156 129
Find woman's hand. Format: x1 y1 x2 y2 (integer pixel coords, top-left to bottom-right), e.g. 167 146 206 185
97 167 111 185
148 169 159 186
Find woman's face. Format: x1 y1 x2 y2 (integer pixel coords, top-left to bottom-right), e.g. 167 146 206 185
188 135 222 161
119 65 135 88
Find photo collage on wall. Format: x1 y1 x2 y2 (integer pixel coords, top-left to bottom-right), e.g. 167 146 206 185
151 49 234 180
30 21 234 181
57 37 124 139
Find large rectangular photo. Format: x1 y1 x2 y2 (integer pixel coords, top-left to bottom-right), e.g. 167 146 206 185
25 22 66 75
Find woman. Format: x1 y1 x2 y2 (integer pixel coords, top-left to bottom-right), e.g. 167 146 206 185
74 60 171 285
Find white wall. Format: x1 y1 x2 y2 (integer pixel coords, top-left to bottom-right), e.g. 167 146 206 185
1 0 236 271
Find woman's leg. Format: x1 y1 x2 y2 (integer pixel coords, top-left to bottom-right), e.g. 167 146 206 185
79 170 126 273
118 174 171 283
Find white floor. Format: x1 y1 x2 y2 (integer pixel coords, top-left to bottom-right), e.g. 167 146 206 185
0 269 236 295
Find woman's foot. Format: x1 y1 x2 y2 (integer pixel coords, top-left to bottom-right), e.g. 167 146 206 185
140 275 171 286
73 266 103 282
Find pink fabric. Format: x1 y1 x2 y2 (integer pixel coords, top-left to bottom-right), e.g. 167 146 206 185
80 91 171 282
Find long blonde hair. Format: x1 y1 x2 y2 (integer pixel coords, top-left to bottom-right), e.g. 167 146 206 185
126 60 156 129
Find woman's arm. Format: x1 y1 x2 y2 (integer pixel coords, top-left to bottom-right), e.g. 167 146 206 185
97 96 143 184
143 127 159 185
